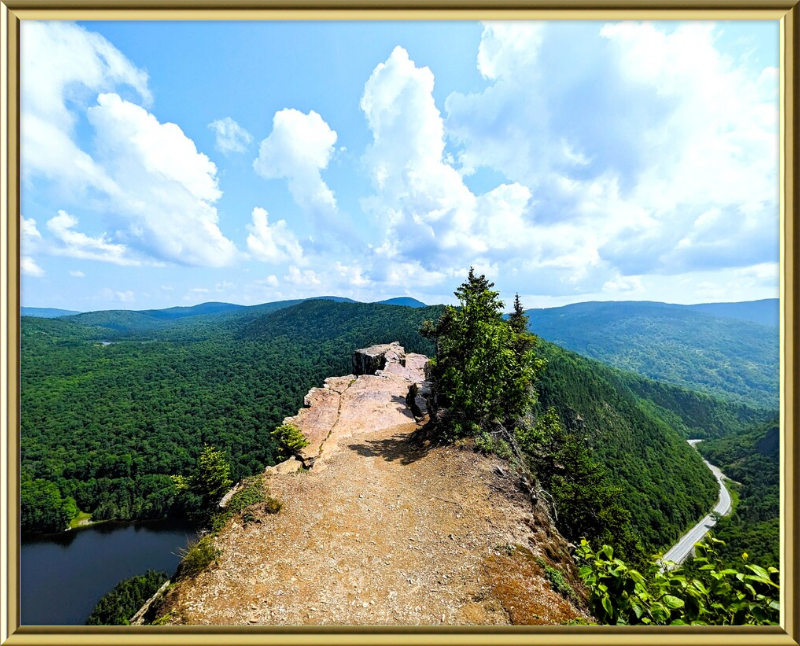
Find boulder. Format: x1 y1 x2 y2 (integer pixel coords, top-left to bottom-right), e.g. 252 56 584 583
352 342 405 376
266 456 304 475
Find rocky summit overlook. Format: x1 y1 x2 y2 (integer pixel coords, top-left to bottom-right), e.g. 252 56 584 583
281 342 431 472
154 344 588 626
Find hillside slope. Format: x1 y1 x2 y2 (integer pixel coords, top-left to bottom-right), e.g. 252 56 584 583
155 347 589 626
527 301 778 408
22 300 741 551
536 343 718 550
696 419 780 567
682 298 778 327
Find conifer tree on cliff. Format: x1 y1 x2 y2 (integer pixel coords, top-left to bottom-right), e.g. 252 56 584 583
422 269 545 438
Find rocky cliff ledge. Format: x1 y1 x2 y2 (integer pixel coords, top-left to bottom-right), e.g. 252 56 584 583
281 343 430 471
154 344 588 626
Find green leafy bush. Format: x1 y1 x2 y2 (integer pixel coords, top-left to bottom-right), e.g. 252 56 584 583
575 535 779 625
210 475 274 532
151 611 176 625
175 535 220 579
536 556 578 602
263 496 283 514
270 423 309 462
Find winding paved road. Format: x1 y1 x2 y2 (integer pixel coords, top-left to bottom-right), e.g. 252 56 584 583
661 439 732 566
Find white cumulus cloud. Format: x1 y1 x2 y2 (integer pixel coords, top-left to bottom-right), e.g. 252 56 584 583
21 21 150 196
284 265 321 286
360 46 539 287
46 210 143 265
246 207 304 264
209 117 252 155
21 257 45 277
86 93 239 267
22 217 42 242
253 109 338 218
21 23 239 268
444 21 779 287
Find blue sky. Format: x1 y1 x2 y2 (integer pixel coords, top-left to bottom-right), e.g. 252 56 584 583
20 20 780 311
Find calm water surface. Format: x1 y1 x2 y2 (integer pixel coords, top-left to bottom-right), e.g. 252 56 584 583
22 519 197 625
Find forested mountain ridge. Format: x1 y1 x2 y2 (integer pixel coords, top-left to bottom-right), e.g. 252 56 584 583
526 300 778 408
28 296 778 411
535 342 718 550
681 298 778 327
20 307 81 318
21 298 759 556
696 419 780 567
600 366 774 440
47 296 424 335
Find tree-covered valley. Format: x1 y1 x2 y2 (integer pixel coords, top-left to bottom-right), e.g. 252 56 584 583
21 296 777 566
696 419 780 568
525 300 779 409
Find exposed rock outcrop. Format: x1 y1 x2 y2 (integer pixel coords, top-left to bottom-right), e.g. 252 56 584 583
352 342 405 376
281 343 431 471
155 344 588 626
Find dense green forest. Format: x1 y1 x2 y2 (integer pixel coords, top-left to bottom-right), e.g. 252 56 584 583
696 420 780 567
534 342 719 551
21 297 772 561
526 301 778 408
85 569 168 625
20 301 439 533
607 370 774 440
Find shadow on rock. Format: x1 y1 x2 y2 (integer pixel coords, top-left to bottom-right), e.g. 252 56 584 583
347 431 433 466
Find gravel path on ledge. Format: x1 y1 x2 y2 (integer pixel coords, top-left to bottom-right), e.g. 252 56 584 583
162 348 588 626
165 421 588 625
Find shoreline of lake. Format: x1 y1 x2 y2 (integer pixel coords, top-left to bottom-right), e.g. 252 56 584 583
22 517 197 625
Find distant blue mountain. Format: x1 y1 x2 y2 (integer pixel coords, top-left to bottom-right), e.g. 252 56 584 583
141 302 245 320
525 299 778 408
21 307 81 318
680 299 778 327
376 297 427 308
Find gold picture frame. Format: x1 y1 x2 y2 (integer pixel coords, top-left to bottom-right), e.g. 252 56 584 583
1 3 798 645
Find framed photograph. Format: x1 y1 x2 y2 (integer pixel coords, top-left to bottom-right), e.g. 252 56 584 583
1 2 798 645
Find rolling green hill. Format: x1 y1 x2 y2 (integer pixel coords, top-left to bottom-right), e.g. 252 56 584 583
696 419 780 567
376 297 427 308
20 307 81 318
21 299 758 554
526 301 778 408
681 298 778 327
60 297 360 337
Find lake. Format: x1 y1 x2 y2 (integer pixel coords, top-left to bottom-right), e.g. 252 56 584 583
21 519 197 625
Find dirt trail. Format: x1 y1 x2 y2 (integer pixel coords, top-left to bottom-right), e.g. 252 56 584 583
162 347 588 626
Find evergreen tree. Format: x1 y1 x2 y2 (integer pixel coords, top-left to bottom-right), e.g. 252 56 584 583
507 293 527 334
173 445 232 510
423 270 544 437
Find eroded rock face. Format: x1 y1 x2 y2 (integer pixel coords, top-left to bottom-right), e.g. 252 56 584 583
158 342 589 627
282 344 429 471
352 342 405 376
